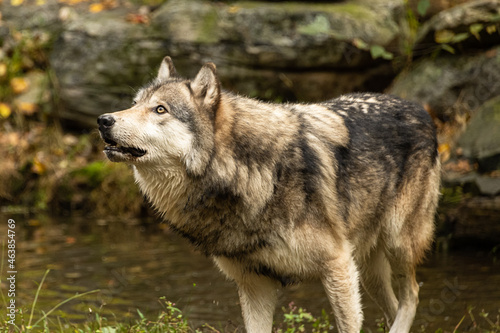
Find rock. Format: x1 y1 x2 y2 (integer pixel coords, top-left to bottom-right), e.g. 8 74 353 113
50 11 166 127
1 0 61 31
45 0 402 127
388 45 500 122
416 0 500 49
457 96 500 172
152 0 401 69
475 176 500 195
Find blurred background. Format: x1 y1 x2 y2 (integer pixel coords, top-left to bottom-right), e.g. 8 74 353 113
0 0 499 331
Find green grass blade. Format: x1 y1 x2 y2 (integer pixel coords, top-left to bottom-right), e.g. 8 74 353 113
28 269 50 329
32 289 100 327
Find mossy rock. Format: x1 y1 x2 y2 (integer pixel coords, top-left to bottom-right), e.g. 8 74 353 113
458 95 500 173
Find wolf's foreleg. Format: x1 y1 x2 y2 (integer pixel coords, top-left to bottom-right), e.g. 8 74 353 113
236 274 278 333
213 256 279 332
321 249 363 333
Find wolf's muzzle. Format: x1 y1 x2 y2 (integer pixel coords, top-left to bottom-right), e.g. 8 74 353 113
97 114 115 129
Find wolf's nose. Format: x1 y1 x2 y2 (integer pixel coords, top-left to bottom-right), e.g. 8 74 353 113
98 114 115 128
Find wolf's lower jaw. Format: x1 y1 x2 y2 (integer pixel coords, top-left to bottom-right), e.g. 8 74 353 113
104 145 147 162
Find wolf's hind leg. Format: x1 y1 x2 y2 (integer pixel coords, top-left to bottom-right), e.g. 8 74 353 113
389 263 420 333
236 274 279 333
359 246 398 327
321 249 363 333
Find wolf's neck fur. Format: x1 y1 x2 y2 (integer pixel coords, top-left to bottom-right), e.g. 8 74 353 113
132 165 192 225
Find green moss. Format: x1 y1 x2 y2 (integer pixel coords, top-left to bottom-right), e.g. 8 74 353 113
234 1 374 19
297 15 330 36
196 7 220 44
71 161 113 188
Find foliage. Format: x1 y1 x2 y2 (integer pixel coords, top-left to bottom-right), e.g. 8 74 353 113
274 302 332 333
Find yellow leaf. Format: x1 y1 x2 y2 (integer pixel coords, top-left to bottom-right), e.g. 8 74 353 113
228 6 239 14
486 25 497 34
438 143 450 154
0 63 7 77
10 77 29 94
17 102 38 115
11 0 23 6
89 3 104 12
0 103 11 118
32 156 46 175
435 30 455 44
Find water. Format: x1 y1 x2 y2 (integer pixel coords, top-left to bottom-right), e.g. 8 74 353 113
1 213 499 331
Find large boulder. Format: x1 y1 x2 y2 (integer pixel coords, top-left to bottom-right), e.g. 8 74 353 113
388 45 500 122
50 11 165 127
45 0 402 127
457 95 500 173
152 0 400 69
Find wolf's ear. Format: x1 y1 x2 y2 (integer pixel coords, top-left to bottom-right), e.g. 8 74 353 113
191 63 220 110
157 56 177 81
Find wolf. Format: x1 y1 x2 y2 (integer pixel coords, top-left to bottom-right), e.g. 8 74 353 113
97 56 440 333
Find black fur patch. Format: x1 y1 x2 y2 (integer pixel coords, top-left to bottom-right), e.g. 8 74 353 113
295 112 322 202
251 263 299 287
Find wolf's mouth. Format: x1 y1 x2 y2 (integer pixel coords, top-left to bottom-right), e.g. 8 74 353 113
103 138 147 158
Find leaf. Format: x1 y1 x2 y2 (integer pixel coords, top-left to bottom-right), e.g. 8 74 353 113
298 15 330 36
469 23 484 40
441 44 455 54
10 0 23 6
370 45 394 60
10 77 29 94
0 63 7 77
417 0 430 17
435 30 455 44
89 3 105 13
0 103 12 118
17 102 38 115
450 32 470 43
352 38 369 51
486 24 497 34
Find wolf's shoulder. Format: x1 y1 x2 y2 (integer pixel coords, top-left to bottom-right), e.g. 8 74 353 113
325 92 421 111
320 92 430 125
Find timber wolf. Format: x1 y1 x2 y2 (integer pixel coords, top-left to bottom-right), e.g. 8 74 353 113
97 56 440 333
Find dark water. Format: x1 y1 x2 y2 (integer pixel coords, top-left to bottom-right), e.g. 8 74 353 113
1 213 499 332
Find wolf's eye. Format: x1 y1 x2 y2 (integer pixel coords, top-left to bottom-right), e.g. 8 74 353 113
131 101 137 106
155 105 168 114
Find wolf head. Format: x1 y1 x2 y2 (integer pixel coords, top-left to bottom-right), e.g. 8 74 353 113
97 57 220 176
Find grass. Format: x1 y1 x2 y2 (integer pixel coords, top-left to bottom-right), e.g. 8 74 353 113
1 267 499 333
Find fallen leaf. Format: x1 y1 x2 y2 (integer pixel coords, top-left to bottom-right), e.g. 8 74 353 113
0 63 7 77
17 102 38 115
28 219 41 226
10 77 29 94
126 13 149 24
66 236 77 244
438 143 450 154
89 3 104 13
11 0 23 6
31 156 46 175
435 30 455 44
228 5 239 14
0 103 11 118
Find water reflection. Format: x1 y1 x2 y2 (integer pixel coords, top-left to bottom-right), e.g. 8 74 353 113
0 214 498 331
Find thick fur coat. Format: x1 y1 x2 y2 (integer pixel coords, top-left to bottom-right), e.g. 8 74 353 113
98 57 440 333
